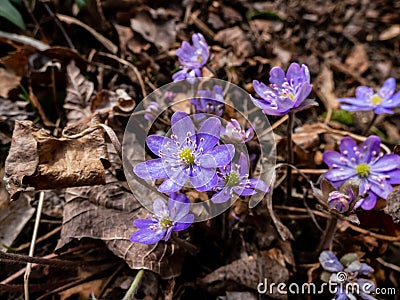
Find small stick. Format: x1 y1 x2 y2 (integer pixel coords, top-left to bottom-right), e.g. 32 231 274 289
43 3 76 50
24 191 45 300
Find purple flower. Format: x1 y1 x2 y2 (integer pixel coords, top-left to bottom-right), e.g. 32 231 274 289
250 63 313 116
134 112 235 193
319 251 376 300
220 119 254 143
327 190 355 213
130 193 194 244
338 78 400 114
144 101 161 122
211 153 269 203
172 33 209 82
323 135 400 210
191 85 225 116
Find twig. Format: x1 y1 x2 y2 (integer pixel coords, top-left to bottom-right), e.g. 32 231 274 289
377 257 400 273
14 226 62 252
258 114 289 138
43 3 76 50
24 191 45 300
96 51 147 97
122 269 145 300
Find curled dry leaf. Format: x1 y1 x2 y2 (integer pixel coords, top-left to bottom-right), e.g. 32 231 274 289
214 26 254 59
56 176 186 279
4 120 109 200
199 249 289 299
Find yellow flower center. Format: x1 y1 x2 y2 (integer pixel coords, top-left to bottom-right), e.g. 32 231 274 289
179 148 195 165
371 94 383 106
225 172 240 187
355 163 371 177
197 55 203 64
159 217 173 229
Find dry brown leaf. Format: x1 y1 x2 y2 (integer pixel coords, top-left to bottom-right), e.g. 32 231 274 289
56 177 186 279
4 120 109 200
91 89 135 115
0 68 21 98
214 26 254 59
314 65 339 110
0 168 35 250
130 12 176 51
385 186 400 223
199 249 289 299
345 44 369 74
63 60 94 123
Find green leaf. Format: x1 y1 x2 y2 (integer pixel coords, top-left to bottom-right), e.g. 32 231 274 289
0 0 26 30
74 0 87 10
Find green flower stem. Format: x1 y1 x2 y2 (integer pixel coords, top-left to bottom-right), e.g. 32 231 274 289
317 215 338 252
362 113 378 136
122 269 145 300
286 111 295 202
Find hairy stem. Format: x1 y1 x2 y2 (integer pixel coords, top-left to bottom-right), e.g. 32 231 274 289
122 269 145 300
317 215 338 252
286 111 295 202
362 113 377 136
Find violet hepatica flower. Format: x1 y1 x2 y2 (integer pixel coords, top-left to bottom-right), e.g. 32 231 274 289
338 78 400 114
327 190 355 214
134 112 235 193
172 33 209 82
130 193 194 244
250 62 314 116
211 153 269 203
220 119 254 143
323 135 400 210
319 251 376 300
191 85 225 116
144 101 161 122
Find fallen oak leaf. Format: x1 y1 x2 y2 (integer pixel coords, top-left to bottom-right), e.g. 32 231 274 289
4 120 109 200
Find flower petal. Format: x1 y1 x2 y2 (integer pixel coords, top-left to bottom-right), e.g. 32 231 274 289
355 86 374 101
237 153 249 177
248 178 269 193
369 178 392 199
158 176 187 193
374 106 394 114
253 80 270 99
190 167 217 190
269 67 285 86
173 214 194 231
234 187 256 196
385 169 400 184
383 91 400 108
133 219 157 229
134 159 167 180
371 154 400 172
171 112 195 143
324 168 357 182
168 197 190 221
319 250 344 272
147 135 175 156
293 82 312 107
340 137 359 161
340 104 372 112
153 198 169 217
199 144 235 168
211 189 232 203
130 228 166 244
378 77 395 100
198 117 221 151
358 192 377 210
359 135 381 163
323 150 343 167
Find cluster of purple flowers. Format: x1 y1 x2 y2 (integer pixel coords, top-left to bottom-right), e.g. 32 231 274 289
131 110 268 244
